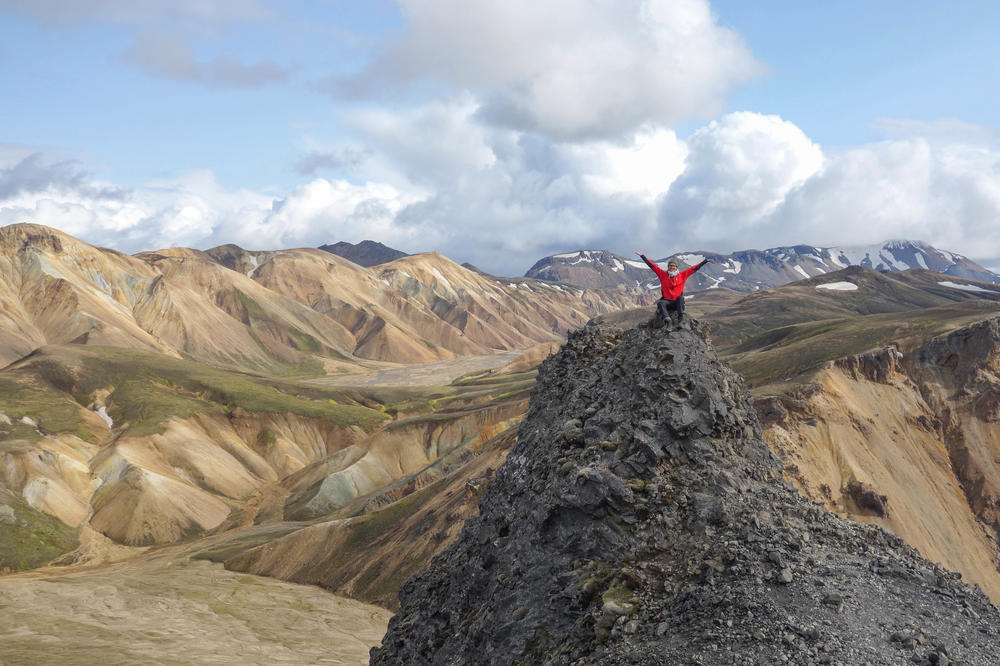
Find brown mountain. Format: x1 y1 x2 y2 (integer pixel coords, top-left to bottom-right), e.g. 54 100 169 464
0 223 640 566
7 223 1000 664
0 224 638 371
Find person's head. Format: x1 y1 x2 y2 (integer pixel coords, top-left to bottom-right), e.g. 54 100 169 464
667 260 679 276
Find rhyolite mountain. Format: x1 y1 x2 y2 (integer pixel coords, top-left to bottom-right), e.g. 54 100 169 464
0 224 638 370
525 240 1000 292
319 240 409 267
372 319 1000 665
0 222 638 562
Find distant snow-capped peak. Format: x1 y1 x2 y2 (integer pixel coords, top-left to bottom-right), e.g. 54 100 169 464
525 240 998 292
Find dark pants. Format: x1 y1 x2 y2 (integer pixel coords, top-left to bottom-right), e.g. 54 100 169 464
656 295 684 321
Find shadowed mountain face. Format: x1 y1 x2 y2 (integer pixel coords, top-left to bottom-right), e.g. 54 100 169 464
526 240 1000 292
318 240 408 267
372 321 1000 665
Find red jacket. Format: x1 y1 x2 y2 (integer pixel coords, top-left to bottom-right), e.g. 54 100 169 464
640 255 707 300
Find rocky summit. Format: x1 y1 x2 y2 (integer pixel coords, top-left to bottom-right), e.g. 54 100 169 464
372 318 1000 665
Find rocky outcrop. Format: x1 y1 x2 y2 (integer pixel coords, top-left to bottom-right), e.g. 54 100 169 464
911 318 1000 544
373 319 1000 665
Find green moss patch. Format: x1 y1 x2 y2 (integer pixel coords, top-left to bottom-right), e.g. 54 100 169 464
0 375 88 442
1 346 389 439
0 496 78 571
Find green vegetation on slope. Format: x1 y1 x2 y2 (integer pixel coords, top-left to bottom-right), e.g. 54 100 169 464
0 493 79 571
706 267 1000 348
0 376 91 443
1 345 389 439
721 301 1000 393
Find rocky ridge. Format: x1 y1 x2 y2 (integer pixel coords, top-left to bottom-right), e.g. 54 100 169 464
372 318 1000 665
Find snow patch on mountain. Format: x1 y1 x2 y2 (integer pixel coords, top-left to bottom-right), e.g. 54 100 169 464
676 254 704 266
816 281 859 291
938 281 999 293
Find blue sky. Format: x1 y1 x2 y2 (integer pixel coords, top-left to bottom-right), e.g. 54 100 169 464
1 0 999 274
711 1 1000 145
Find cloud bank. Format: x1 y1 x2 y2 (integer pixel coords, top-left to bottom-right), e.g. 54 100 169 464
4 112 1000 274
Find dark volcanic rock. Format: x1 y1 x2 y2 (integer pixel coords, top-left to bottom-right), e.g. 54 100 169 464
319 240 408 267
371 318 1000 665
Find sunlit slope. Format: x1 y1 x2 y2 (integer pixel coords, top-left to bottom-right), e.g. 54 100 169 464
0 224 351 373
238 246 638 362
215 369 534 610
135 248 358 372
0 344 386 551
0 224 174 364
0 223 637 372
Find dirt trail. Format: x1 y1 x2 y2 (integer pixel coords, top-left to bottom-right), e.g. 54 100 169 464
0 552 390 665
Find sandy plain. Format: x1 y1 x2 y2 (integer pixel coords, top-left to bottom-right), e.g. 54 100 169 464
0 549 391 665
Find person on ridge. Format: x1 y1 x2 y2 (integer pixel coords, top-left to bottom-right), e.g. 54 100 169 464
635 251 711 324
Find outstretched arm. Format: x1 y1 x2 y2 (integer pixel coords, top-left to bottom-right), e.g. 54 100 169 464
635 251 661 274
681 258 712 279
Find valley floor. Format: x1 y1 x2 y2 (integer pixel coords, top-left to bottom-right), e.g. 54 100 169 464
0 552 390 665
311 350 523 387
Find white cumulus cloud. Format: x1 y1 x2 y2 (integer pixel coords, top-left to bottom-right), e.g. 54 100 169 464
335 0 763 141
651 114 1000 265
658 112 824 244
0 156 417 254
